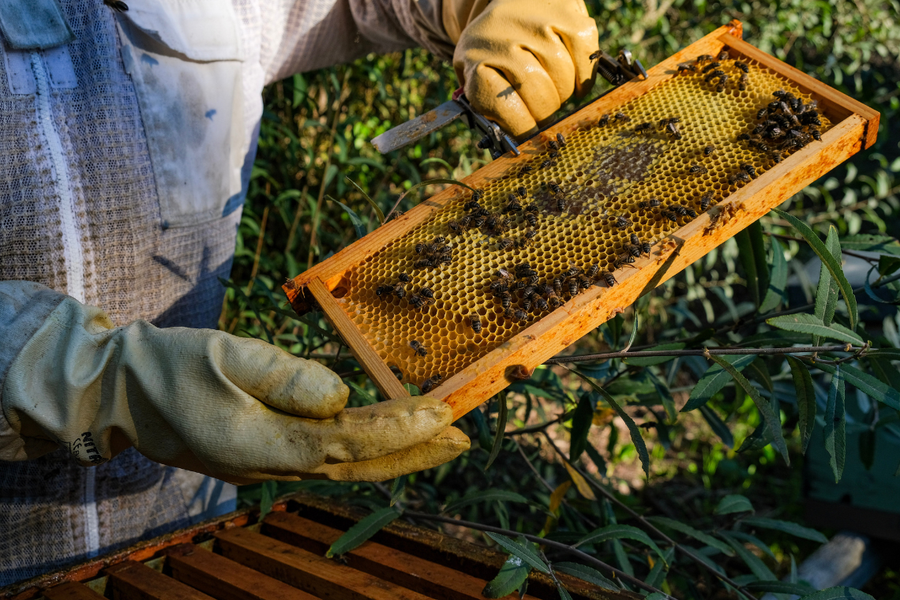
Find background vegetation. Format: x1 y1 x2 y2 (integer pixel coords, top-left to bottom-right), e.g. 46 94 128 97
223 1 900 598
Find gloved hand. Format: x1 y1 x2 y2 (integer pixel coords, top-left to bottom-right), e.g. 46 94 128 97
445 0 600 138
0 295 469 484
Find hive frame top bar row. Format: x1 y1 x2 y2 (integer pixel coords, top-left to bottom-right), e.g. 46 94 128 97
285 20 879 420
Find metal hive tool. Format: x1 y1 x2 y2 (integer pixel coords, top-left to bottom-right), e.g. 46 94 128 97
285 21 879 421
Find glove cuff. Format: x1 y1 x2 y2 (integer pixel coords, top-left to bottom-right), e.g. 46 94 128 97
0 282 69 461
386 0 456 60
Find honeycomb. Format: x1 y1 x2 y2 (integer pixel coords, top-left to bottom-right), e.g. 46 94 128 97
337 52 832 390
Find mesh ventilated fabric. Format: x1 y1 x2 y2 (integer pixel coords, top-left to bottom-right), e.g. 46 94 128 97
0 0 447 587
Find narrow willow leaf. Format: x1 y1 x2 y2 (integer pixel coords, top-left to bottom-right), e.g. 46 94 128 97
613 539 633 577
824 365 847 482
720 532 776 580
736 228 761 307
574 525 667 564
556 583 574 600
815 363 900 411
548 481 572 515
746 358 774 394
326 196 366 239
389 474 407 507
774 209 858 330
645 594 668 600
483 555 530 598
645 516 734 556
326 507 401 557
725 529 775 558
624 312 640 351
470 403 493 450
485 533 550 574
859 428 876 470
485 392 509 471
787 356 817 454
866 348 900 360
839 233 900 255
751 221 771 304
737 419 773 454
813 228 841 348
864 265 900 305
760 237 788 312
714 494 754 515
344 176 385 224
682 355 756 412
259 480 276 519
554 562 619 591
710 355 789 465
443 490 530 515
744 581 816 595
645 549 674 589
698 405 734 448
648 371 677 423
572 370 650 477
743 517 828 543
767 314 864 345
569 392 595 461
797 587 875 600
563 461 597 501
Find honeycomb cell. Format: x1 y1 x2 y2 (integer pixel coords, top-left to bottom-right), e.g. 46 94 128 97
339 57 831 389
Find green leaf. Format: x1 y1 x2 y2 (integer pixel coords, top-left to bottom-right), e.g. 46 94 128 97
760 237 788 312
867 348 900 361
736 228 761 307
326 196 367 239
326 507 401 557
715 494 754 515
839 234 900 256
485 392 509 471
787 356 817 454
470 404 493 450
624 311 640 351
648 371 677 423
864 265 900 305
574 525 667 565
813 228 842 347
815 363 900 411
878 255 900 277
743 517 828 543
554 562 619 591
485 533 550 575
682 355 756 412
573 371 650 477
737 418 773 454
482 554 531 598
698 405 734 448
259 480 276 519
773 210 858 330
556 583 574 600
645 516 735 556
442 490 530 515
389 474 407 507
746 358 774 394
625 342 687 366
797 587 876 600
824 365 847 482
720 532 776 581
645 547 673 589
767 314 864 345
344 176 385 225
726 530 775 558
710 355 789 465
744 580 816 595
570 392 595 462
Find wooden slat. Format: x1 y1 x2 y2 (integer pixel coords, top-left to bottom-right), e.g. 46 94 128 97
214 528 432 600
720 34 880 148
308 277 408 399
42 583 104 600
165 544 319 600
105 561 215 600
261 512 531 600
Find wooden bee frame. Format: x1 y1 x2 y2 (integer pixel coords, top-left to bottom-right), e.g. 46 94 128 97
284 20 879 421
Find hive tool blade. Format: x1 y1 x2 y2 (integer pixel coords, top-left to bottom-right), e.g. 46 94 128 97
371 100 465 154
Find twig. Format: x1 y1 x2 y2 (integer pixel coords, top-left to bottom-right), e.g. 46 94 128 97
545 345 860 365
540 432 759 600
245 205 270 296
403 510 673 598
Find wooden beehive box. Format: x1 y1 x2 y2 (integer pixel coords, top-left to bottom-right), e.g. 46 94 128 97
284 20 878 420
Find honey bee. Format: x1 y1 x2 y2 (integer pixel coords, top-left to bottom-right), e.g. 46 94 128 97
419 287 434 300
553 277 563 294
548 182 562 194
587 263 600 278
414 242 425 254
578 275 593 291
615 254 636 268
386 210 404 222
689 165 708 175
414 257 434 269
520 229 537 245
738 132 751 141
524 212 538 227
598 114 610 127
701 62 721 73
490 280 508 295
464 200 482 211
589 50 601 60
376 284 393 296
511 309 528 322
737 170 751 182
522 285 537 299
468 314 482 333
556 197 566 213
757 108 768 119
522 298 533 312
556 133 566 147
516 186 528 198
421 375 442 394
562 265 581 279
738 73 749 91
661 210 678 222
500 291 512 309
641 241 652 255
432 236 446 245
740 163 757 177
674 205 698 218
658 117 680 129
810 128 821 141
519 166 533 177
727 173 739 185
614 112 630 122
696 54 713 64
700 193 713 210
540 159 555 169
567 279 579 297
704 69 724 83
458 214 472 229
717 51 730 61
638 198 661 210
630 233 640 246
770 151 783 163
615 216 631 229
677 62 697 74
665 122 682 139
471 189 483 202
534 296 549 311
634 122 653 135
409 294 425 309
504 199 522 214
409 340 427 357
626 244 642 258
497 238 515 251
602 272 617 287
703 144 716 156
715 76 729 92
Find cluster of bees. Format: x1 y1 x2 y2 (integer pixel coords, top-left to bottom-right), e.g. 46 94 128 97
739 89 822 164
375 273 435 310
677 51 750 92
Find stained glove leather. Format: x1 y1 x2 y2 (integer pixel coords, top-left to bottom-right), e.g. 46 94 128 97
446 0 599 137
0 296 469 484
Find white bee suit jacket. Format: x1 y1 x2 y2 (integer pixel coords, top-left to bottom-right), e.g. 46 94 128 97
0 0 449 586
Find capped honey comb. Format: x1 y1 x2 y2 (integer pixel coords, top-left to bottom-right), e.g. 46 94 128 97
338 54 830 389
286 21 878 418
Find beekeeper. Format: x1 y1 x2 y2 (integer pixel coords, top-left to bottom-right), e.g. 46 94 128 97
0 0 599 584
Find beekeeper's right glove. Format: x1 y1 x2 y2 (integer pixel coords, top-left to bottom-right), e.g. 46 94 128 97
0 282 469 484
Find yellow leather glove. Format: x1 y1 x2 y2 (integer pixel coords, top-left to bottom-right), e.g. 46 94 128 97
0 293 469 484
446 0 599 138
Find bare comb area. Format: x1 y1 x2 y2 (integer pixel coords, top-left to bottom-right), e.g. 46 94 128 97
337 56 831 389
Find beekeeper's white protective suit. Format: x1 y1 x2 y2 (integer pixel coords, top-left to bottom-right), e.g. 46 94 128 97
0 0 598 586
